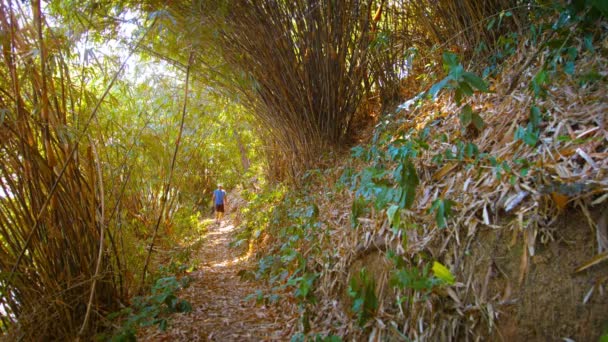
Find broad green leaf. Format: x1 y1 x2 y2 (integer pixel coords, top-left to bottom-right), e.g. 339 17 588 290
432 261 455 285
584 34 595 52
472 112 485 131
564 61 575 75
158 318 168 331
455 87 463 105
428 77 450 99
429 198 455 228
398 160 419 209
459 81 474 97
459 105 473 127
531 69 547 97
449 65 464 79
386 204 400 227
462 72 489 92
529 106 542 127
442 51 459 69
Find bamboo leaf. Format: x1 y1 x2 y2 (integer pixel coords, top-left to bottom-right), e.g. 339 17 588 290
574 252 608 273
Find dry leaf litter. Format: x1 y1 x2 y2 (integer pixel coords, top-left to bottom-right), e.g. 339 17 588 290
287 25 607 340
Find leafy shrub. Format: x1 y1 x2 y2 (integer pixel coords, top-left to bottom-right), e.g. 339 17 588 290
108 276 192 341
348 268 378 327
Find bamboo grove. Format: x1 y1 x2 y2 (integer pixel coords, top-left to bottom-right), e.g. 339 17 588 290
175 0 524 177
0 0 119 338
0 0 526 339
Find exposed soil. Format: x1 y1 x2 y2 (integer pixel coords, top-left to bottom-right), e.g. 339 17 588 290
484 204 608 341
138 219 296 341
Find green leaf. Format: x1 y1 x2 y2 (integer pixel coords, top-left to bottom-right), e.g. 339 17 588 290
432 261 455 285
459 105 473 127
429 199 455 228
386 204 400 228
465 142 479 158
472 112 485 131
590 0 608 16
454 87 463 105
564 61 575 75
515 124 540 147
428 77 450 99
158 319 168 331
459 81 474 97
531 70 548 97
529 106 542 127
486 18 496 30
398 160 419 209
462 72 489 92
442 51 459 69
584 34 595 52
351 196 368 229
449 65 464 79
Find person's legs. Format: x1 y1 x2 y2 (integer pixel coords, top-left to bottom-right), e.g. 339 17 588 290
217 204 225 224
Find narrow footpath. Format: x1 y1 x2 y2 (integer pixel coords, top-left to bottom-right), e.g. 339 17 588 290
138 220 296 341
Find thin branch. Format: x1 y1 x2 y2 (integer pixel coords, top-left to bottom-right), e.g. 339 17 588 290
140 50 194 288
78 136 104 336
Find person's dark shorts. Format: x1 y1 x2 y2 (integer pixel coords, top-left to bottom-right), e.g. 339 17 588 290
215 204 225 213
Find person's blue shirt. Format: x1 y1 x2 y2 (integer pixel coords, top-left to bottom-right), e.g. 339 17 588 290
213 189 225 205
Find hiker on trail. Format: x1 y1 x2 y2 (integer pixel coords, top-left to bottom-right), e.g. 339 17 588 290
212 184 227 224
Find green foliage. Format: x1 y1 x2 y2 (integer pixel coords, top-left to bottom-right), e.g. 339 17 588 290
242 190 323 315
391 264 441 294
515 105 544 147
481 31 519 78
289 272 318 303
459 105 485 131
389 252 455 300
235 185 287 245
291 333 343 342
351 196 370 229
109 276 192 340
428 52 489 105
348 268 378 327
429 198 456 229
343 125 428 231
240 190 329 337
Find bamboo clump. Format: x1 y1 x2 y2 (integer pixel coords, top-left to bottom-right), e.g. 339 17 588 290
0 0 119 338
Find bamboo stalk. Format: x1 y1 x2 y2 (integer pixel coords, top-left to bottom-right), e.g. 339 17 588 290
140 51 194 288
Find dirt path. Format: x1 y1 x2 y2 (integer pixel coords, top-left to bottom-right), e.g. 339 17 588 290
139 219 296 341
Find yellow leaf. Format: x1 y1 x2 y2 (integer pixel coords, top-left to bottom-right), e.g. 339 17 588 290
432 163 457 181
432 261 455 285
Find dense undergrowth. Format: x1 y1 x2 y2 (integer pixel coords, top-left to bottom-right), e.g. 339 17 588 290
238 2 608 340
